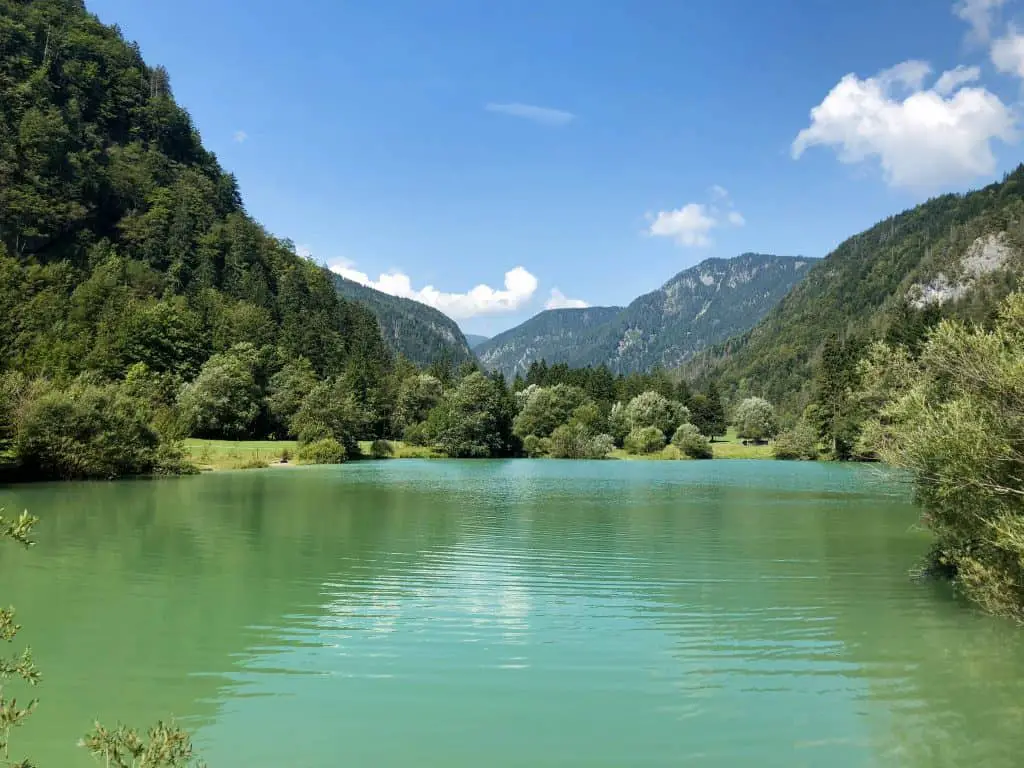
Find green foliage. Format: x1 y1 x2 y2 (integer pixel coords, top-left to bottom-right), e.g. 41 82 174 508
689 168 1024 417
772 422 819 461
734 397 779 442
370 439 394 459
522 434 547 458
297 437 346 465
1 509 38 768
12 378 185 480
396 374 444 431
427 372 516 458
0 0 396 444
607 401 630 445
176 344 262 439
873 292 1024 619
401 421 430 447
671 423 713 459
291 381 364 456
266 358 318 437
512 384 588 439
624 426 667 455
624 391 688 436
331 274 474 367
548 423 615 459
81 721 204 768
687 383 727 439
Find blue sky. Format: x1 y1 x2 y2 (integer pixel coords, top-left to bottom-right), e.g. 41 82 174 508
89 0 1024 335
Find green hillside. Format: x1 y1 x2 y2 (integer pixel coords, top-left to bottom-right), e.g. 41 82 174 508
0 0 391 384
331 273 474 366
687 168 1024 413
476 306 624 379
477 254 812 378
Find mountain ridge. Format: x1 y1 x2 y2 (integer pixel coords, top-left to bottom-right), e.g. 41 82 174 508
330 273 475 366
477 253 814 378
685 167 1024 412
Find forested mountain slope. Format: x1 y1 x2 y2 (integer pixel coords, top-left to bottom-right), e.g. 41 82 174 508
686 167 1024 412
331 274 474 366
463 334 489 349
476 306 624 379
477 254 812 378
0 0 391 385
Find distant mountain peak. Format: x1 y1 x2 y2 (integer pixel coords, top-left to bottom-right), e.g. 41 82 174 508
476 253 813 378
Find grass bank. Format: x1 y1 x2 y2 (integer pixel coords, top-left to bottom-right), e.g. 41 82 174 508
183 439 444 470
185 429 773 471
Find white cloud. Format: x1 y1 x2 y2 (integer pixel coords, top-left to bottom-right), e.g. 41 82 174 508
955 0 1007 42
991 29 1024 78
484 102 575 126
647 185 746 247
330 263 538 320
545 289 589 310
792 61 1017 188
648 203 717 247
233 130 248 143
934 64 982 95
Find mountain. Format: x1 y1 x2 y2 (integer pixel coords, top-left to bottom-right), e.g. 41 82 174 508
331 274 474 366
475 307 624 378
463 334 490 349
0 0 391 386
686 168 1024 413
476 254 813 378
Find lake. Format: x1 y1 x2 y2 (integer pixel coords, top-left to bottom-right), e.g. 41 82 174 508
2 460 1024 767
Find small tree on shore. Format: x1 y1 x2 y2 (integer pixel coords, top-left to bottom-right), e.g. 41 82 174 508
734 397 779 442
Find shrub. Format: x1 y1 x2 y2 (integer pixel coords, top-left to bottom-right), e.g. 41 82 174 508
371 439 394 459
522 434 547 457
13 379 173 479
402 421 430 446
624 426 667 455
297 437 347 465
590 433 616 458
773 422 819 460
672 423 713 459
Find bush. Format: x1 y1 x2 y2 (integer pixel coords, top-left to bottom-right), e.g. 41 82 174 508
297 437 347 465
671 423 713 459
402 421 430 446
13 379 175 479
522 434 547 457
371 439 394 459
624 426 667 455
548 423 614 459
773 422 819 460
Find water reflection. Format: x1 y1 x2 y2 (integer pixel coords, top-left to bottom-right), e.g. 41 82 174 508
2 461 1023 767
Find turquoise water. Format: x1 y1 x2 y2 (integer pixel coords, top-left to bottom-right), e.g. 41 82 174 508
2 460 1023 766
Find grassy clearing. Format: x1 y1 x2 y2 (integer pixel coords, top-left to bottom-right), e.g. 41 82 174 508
356 441 447 459
609 429 774 460
184 438 444 470
184 431 774 470
183 439 298 470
